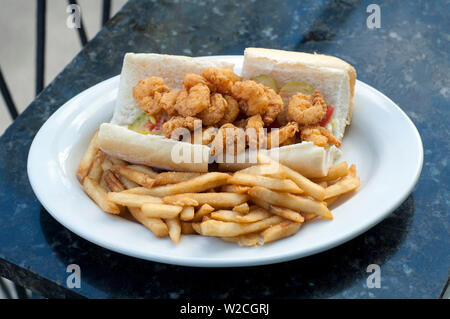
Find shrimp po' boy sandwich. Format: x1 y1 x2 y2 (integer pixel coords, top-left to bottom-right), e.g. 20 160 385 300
97 48 356 177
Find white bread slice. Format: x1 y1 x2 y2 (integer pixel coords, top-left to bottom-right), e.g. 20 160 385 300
111 53 234 126
98 123 210 172
242 48 356 141
218 143 341 178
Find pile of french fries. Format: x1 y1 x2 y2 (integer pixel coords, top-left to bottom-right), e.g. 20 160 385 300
77 131 360 246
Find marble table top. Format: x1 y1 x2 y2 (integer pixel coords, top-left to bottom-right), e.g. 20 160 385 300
0 0 448 298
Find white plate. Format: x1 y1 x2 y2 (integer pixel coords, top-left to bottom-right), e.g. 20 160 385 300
27 56 423 267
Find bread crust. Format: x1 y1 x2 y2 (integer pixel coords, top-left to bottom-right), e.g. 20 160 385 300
98 123 210 172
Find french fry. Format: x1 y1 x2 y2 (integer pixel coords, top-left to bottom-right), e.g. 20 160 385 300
318 181 327 188
163 193 248 208
180 206 195 221
198 215 284 237
141 203 183 218
165 218 181 243
268 205 305 223
229 173 303 194
250 196 270 210
211 210 244 222
260 220 301 244
248 186 332 219
107 192 162 207
101 158 113 171
235 207 271 223
232 202 250 214
257 153 325 200
164 197 199 207
349 164 357 176
128 207 169 237
122 187 153 195
127 164 158 178
325 196 339 206
77 130 99 183
83 177 120 215
141 172 230 197
313 162 349 182
118 175 140 189
220 184 251 194
99 172 110 191
193 204 215 221
109 157 127 165
303 212 317 221
181 222 196 234
221 233 261 247
237 164 285 178
324 174 360 199
103 170 126 192
154 172 202 186
87 151 106 182
111 164 155 188
191 222 201 234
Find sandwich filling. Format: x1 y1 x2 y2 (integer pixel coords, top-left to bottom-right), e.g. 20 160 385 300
128 68 340 155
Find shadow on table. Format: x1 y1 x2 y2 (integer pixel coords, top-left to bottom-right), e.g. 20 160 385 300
39 194 415 298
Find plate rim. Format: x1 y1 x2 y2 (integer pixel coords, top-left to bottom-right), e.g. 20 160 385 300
27 55 423 267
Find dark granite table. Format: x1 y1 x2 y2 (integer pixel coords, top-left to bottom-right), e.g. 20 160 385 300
0 0 448 298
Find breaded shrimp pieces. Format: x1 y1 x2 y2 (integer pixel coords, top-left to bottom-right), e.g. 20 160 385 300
133 77 170 115
301 125 341 147
287 90 327 126
160 89 180 116
197 93 227 126
267 122 299 148
262 86 284 125
210 123 246 156
183 73 212 90
175 83 210 117
162 116 199 138
245 114 265 150
217 95 240 126
192 126 218 145
202 68 242 94
231 80 269 116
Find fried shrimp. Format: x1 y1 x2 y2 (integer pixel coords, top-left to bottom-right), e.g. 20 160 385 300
195 126 218 145
267 122 299 148
160 89 180 116
217 95 240 126
183 73 212 90
201 68 242 94
286 90 327 126
175 83 211 117
210 123 246 156
245 114 265 150
262 86 284 126
162 116 199 139
300 125 341 147
133 77 170 115
231 80 269 116
197 93 227 126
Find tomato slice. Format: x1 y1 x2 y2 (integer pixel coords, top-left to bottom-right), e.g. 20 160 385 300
319 105 334 126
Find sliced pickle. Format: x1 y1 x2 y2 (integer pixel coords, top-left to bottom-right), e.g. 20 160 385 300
128 112 149 132
279 81 315 95
250 75 278 91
